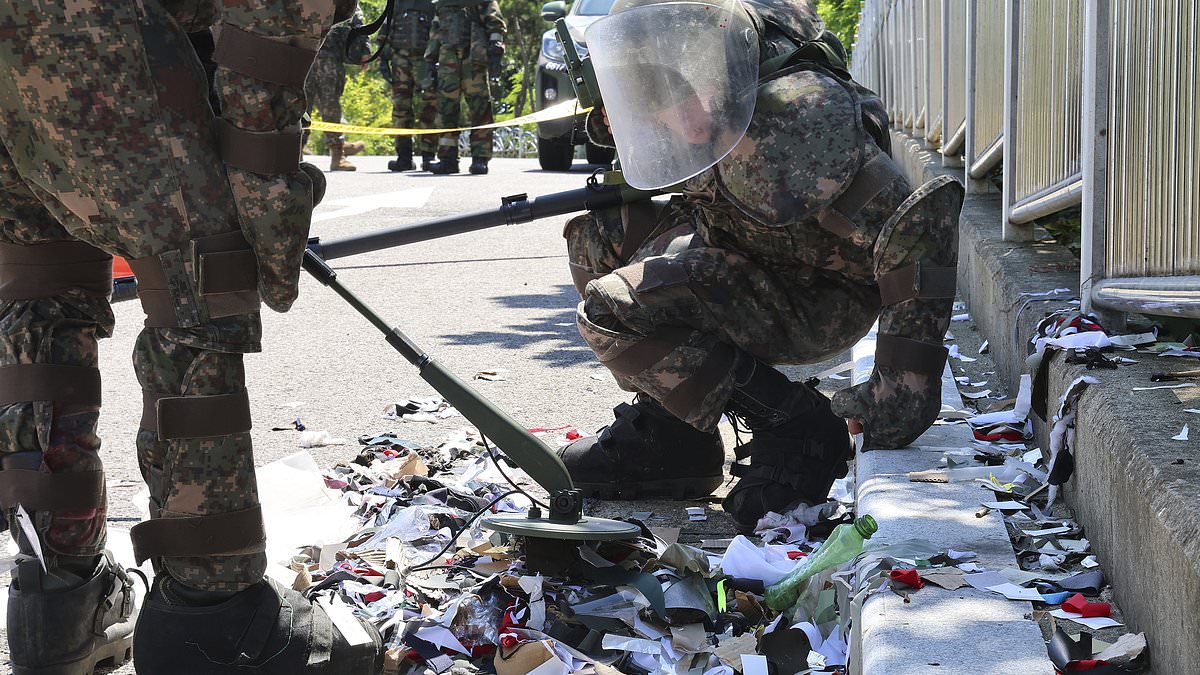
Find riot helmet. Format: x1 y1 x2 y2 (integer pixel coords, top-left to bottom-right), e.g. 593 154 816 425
585 0 760 189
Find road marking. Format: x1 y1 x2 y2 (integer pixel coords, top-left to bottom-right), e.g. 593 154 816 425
312 187 434 223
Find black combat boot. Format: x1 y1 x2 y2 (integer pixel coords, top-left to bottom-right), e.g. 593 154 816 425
558 395 725 499
387 155 415 172
722 356 852 532
132 576 384 674
7 552 136 675
420 153 436 172
428 153 460 175
468 157 489 174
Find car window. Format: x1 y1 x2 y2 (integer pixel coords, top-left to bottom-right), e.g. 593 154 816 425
574 0 616 16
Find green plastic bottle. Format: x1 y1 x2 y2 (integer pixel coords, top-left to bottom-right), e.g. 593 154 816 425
764 515 878 611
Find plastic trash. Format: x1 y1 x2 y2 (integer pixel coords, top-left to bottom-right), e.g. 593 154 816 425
765 515 878 610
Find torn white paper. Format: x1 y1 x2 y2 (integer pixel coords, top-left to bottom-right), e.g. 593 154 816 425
740 654 769 675
1050 609 1123 629
985 583 1045 602
686 507 707 522
14 506 45 572
1173 424 1190 441
1132 383 1197 392
981 500 1029 511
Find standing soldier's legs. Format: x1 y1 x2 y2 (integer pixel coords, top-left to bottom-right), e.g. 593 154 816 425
0 148 136 674
462 58 493 173
306 56 359 171
430 45 464 173
415 59 439 168
0 2 381 672
388 50 417 171
563 203 875 529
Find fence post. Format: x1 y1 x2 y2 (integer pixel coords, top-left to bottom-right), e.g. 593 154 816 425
1081 0 1119 325
1001 0 1031 240
941 0 963 167
964 0 987 193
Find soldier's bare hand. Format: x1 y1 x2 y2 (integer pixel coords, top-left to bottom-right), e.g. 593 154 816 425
845 418 863 435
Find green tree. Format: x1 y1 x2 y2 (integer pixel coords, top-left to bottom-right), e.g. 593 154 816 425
816 0 863 56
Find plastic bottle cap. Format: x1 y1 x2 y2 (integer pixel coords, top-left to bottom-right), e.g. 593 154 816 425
854 514 878 538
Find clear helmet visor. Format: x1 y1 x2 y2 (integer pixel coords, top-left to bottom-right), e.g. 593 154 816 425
585 0 759 189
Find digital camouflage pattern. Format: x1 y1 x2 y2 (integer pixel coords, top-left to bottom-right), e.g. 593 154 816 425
0 0 344 591
384 0 438 159
304 5 370 149
426 0 505 159
569 63 961 446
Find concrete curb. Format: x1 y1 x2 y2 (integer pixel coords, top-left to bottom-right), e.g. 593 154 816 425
854 368 1049 674
890 129 1200 673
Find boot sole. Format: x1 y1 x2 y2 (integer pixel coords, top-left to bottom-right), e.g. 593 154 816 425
13 634 133 675
574 474 723 501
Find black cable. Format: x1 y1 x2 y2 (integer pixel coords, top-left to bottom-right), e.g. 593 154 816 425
404 489 522 574
481 434 550 510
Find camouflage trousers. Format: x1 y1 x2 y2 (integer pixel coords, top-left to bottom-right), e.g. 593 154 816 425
565 198 880 432
305 52 349 147
0 1 267 592
390 50 439 158
435 44 494 160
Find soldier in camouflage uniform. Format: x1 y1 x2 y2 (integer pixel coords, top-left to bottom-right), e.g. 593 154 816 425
0 1 383 673
424 0 506 175
304 4 372 171
560 0 962 531
381 0 440 172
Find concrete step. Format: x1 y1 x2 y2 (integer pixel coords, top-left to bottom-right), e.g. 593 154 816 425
851 351 1050 674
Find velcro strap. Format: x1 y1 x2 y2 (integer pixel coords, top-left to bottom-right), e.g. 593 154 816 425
877 262 958 306
874 334 948 376
193 231 258 294
126 255 180 327
217 118 303 175
156 390 252 440
307 594 335 666
818 153 905 238
213 24 317 88
728 462 804 491
661 344 735 422
0 469 105 511
130 506 267 564
0 241 113 300
192 231 260 318
0 364 101 407
598 327 692 377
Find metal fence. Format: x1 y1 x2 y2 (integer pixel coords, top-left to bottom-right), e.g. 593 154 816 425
852 0 1200 319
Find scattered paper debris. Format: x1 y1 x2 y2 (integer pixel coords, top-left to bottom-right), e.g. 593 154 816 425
686 507 707 522
1173 424 1190 441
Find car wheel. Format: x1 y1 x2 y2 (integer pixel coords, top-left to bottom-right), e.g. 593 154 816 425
538 136 574 171
585 141 616 166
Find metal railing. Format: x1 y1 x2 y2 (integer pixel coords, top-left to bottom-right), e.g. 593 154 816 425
456 127 538 159
853 0 1200 319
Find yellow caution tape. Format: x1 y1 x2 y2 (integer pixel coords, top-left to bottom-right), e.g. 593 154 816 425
308 99 591 136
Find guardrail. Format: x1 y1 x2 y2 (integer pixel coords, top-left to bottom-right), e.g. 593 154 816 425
456 127 539 159
852 0 1200 319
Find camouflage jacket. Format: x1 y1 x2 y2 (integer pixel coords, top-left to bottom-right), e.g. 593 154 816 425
317 4 371 64
427 0 505 56
384 0 436 52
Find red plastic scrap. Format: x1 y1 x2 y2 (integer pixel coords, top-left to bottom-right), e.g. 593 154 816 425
888 569 925 589
1062 593 1111 618
1064 660 1109 672
786 551 809 560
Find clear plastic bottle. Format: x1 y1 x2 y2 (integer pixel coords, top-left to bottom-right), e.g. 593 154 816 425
764 515 878 610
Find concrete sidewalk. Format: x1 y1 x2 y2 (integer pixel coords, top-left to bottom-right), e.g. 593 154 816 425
892 131 1197 674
